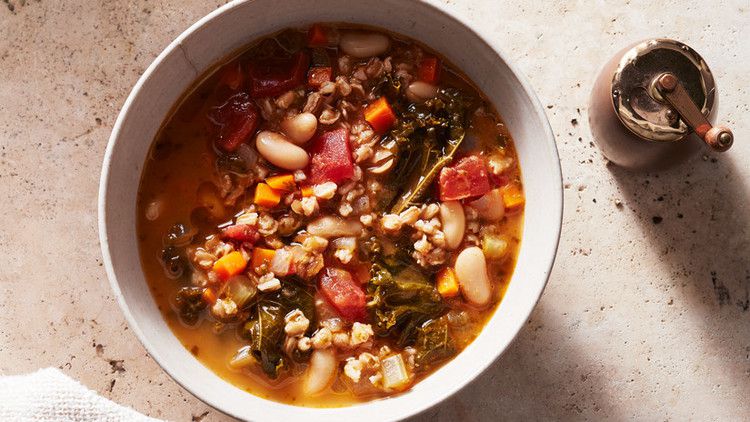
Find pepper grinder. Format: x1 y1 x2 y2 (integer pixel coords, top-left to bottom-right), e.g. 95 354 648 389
589 39 733 170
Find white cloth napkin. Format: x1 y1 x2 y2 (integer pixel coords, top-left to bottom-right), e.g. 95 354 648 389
0 368 163 422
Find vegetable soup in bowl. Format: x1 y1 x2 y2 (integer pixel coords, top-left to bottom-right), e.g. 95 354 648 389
99 1 562 421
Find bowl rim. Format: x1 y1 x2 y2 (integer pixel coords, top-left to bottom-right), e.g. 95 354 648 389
98 0 562 420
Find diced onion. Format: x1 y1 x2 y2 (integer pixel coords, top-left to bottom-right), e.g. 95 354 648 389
481 234 510 260
381 354 410 390
222 275 257 308
229 345 254 369
270 248 293 276
236 144 259 169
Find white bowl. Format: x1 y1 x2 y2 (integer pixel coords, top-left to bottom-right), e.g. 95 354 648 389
98 1 562 420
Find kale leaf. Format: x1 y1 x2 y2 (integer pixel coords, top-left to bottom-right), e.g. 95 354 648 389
367 260 445 347
174 286 207 325
385 87 472 213
240 282 316 379
414 316 455 370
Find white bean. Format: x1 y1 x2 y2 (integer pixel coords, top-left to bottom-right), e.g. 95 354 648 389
303 348 337 395
468 189 505 222
307 216 363 238
406 81 438 103
281 112 318 145
339 32 390 58
454 246 492 306
439 201 465 250
255 131 309 170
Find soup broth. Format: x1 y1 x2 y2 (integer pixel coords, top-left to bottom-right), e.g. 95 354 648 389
137 23 524 407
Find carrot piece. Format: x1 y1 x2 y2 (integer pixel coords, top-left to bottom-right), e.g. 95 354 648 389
212 251 247 281
364 97 397 134
300 185 314 197
501 182 525 210
418 56 441 84
202 287 217 305
266 174 296 192
251 248 276 271
254 183 282 208
307 24 328 46
436 268 459 298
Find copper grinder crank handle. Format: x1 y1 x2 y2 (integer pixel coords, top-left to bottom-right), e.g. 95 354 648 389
654 72 734 152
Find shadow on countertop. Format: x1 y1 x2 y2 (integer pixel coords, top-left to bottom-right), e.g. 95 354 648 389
607 152 749 317
605 151 750 410
407 302 621 421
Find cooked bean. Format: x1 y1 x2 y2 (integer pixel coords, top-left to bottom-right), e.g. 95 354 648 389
303 348 337 395
307 216 363 238
405 81 438 103
255 131 309 170
454 247 492 306
468 189 505 221
281 112 318 145
439 201 465 250
339 32 390 58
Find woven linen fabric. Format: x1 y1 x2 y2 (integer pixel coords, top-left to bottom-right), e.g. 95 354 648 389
0 368 163 422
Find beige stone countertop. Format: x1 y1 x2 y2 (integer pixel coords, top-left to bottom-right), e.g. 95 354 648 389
0 0 748 420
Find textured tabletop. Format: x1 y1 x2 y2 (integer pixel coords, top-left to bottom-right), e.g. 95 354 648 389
1 1 748 420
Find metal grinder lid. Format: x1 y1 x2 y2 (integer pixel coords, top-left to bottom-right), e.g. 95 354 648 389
611 38 715 142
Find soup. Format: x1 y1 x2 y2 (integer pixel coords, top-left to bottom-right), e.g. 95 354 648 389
137 23 524 407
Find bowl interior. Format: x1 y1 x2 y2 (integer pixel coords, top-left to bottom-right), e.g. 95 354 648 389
99 1 562 421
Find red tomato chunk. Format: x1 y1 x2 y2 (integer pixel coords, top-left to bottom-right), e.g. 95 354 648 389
308 127 354 184
318 267 367 321
220 224 259 243
248 51 310 98
208 92 261 153
307 66 333 90
438 155 491 201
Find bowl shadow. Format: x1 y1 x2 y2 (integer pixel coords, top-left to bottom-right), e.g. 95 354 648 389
407 302 620 421
602 151 750 413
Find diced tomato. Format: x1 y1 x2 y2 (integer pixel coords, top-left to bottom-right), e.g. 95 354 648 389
220 224 259 243
208 92 261 153
438 155 491 201
318 267 367 321
364 97 397 134
218 61 244 91
248 51 310 98
308 127 354 184
307 24 328 46
307 66 332 89
418 56 441 84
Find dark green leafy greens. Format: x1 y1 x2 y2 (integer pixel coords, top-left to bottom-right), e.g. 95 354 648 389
239 283 316 379
384 87 472 213
175 286 207 325
414 316 455 370
367 257 445 347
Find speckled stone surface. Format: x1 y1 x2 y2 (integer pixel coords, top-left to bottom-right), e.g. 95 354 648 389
0 0 748 420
